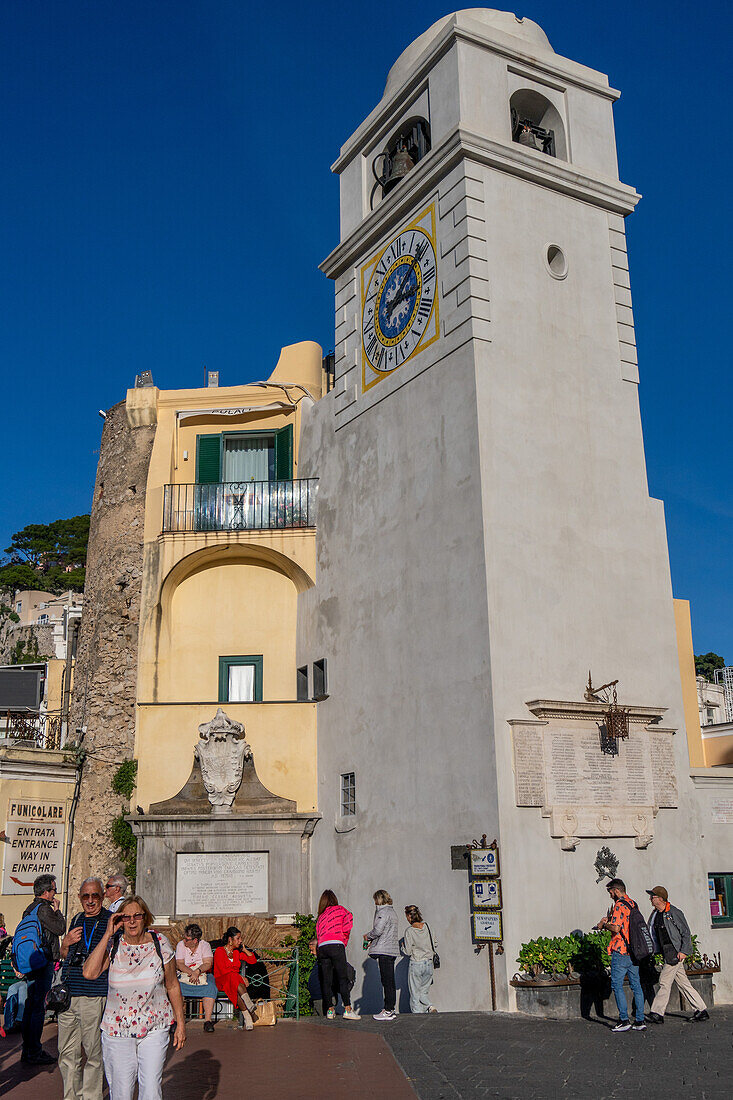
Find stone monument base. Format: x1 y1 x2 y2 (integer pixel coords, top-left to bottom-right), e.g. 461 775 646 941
130 811 319 920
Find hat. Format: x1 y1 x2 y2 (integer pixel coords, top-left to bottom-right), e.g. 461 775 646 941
646 886 668 901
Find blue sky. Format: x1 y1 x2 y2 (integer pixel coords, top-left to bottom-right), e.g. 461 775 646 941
1 1 731 658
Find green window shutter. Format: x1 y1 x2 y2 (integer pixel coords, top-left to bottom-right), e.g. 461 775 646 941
274 424 293 481
196 434 221 484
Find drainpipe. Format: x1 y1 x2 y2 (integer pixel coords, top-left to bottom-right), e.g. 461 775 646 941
61 614 79 746
61 610 82 913
62 726 86 918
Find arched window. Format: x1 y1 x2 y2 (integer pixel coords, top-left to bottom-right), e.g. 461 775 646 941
371 117 431 206
510 90 567 161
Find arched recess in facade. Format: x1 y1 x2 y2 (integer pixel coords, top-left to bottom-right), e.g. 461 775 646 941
139 542 315 705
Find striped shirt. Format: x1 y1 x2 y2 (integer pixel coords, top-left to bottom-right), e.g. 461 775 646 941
62 913 108 997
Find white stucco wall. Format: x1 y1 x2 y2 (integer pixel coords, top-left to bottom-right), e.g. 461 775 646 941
302 11 731 1012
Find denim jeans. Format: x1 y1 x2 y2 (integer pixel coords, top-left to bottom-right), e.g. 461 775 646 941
408 959 434 1013
21 961 53 1057
610 950 645 1022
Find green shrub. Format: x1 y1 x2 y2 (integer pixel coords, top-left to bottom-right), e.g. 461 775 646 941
519 925 705 979
280 912 317 1016
111 760 138 800
517 934 579 977
109 760 138 885
571 929 612 973
110 814 136 883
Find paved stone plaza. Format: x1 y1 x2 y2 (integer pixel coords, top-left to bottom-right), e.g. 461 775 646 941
3 1009 732 1099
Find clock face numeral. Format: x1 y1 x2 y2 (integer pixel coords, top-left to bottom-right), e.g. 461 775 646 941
361 226 438 375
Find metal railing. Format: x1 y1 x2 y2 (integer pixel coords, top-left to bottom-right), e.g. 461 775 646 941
2 710 65 750
162 480 318 534
184 952 300 1022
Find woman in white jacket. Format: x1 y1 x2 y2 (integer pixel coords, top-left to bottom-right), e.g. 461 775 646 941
364 889 399 1021
403 905 438 1014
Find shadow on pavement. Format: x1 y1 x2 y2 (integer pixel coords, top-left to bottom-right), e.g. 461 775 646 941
163 1047 220 1100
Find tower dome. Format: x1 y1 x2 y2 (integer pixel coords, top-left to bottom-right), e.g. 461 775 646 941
384 9 553 98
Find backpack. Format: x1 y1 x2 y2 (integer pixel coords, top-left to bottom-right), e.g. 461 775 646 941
10 903 48 975
619 898 654 964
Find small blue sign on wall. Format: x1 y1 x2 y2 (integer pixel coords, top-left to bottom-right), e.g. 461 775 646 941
469 848 499 878
471 878 502 910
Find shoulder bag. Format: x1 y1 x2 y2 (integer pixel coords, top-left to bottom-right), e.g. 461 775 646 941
426 924 440 969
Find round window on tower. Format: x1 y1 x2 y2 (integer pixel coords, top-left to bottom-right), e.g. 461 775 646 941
545 244 568 280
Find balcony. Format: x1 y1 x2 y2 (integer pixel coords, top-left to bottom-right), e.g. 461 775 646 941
1 710 66 750
162 479 318 534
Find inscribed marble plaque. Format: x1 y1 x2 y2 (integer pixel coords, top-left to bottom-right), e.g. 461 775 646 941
542 728 654 807
648 731 678 807
175 852 268 915
512 726 544 806
711 799 733 824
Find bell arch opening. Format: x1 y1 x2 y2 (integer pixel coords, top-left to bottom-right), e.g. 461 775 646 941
510 89 567 161
370 116 431 207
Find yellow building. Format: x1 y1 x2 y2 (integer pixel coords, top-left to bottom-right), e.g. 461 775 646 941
128 341 325 918
675 598 733 768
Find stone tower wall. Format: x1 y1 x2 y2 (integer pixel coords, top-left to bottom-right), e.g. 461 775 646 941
69 398 155 893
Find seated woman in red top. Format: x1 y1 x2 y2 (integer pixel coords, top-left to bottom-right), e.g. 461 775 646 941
213 927 257 1030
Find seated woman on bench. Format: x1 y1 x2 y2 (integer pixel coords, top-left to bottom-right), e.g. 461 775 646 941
175 924 218 1032
213 927 257 1031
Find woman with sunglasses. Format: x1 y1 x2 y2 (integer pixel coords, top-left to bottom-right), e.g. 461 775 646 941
84 895 185 1100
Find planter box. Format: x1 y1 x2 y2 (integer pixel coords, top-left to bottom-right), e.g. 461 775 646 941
512 969 717 1021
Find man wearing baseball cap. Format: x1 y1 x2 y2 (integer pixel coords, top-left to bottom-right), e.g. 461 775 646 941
646 886 709 1023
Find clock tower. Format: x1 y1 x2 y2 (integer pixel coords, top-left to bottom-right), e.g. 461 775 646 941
299 11 698 1012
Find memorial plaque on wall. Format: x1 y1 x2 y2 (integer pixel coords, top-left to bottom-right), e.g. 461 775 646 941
543 727 654 807
510 702 677 845
175 852 268 915
511 725 544 806
648 730 678 808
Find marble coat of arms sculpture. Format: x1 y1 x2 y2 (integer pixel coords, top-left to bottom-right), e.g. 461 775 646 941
195 708 252 813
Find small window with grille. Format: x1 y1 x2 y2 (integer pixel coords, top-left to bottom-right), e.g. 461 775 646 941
340 772 356 817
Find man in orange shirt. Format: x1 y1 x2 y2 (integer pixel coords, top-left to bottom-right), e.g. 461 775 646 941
595 877 646 1032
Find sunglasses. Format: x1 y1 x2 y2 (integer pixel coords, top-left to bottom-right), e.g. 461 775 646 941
81 893 102 901
106 884 121 890
120 913 145 923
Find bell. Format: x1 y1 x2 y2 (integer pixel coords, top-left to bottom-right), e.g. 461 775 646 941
383 147 415 193
517 124 538 150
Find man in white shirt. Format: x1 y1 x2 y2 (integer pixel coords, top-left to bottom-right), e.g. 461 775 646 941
104 874 129 913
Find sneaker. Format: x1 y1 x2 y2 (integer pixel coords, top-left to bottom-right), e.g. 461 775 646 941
326 1008 336 1019
203 1020 215 1033
428 1006 438 1014
687 1009 710 1022
648 1012 664 1024
632 1022 646 1031
373 1010 397 1021
343 1008 360 1020
611 1021 631 1032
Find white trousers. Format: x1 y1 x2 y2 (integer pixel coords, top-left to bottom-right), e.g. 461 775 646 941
101 1028 170 1100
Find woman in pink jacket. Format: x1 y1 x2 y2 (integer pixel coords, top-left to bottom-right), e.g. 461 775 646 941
315 890 360 1020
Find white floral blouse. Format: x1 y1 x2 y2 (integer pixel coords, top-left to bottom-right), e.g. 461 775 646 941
101 933 175 1039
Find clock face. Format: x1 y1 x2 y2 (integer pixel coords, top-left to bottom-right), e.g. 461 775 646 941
361 204 439 391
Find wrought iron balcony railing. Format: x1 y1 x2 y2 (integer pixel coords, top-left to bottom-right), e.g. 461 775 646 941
162 479 318 534
2 710 65 750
